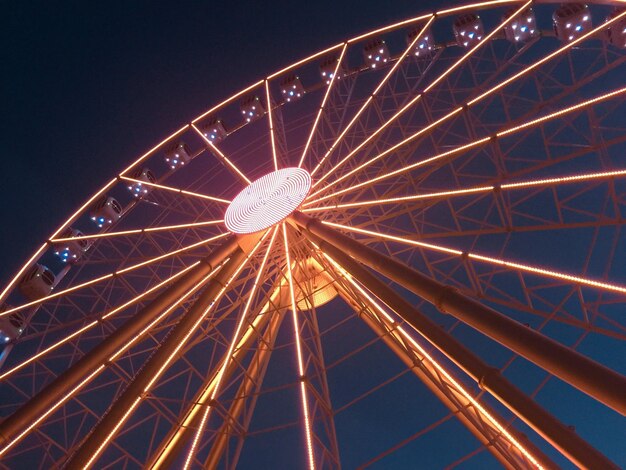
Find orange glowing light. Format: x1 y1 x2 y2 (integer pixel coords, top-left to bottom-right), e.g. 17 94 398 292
265 80 280 171
0 365 106 458
51 220 224 242
298 43 348 169
310 0 529 189
151 278 285 469
91 245 259 466
309 16 435 178
119 176 230 203
283 223 316 470
310 8 626 197
182 228 276 469
436 0 522 16
303 168 626 212
309 83 626 205
0 263 199 381
191 124 252 185
347 14 433 43
324 221 626 295
0 233 229 319
323 252 543 469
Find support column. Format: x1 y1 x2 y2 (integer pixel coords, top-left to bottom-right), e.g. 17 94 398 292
65 247 248 468
295 220 618 470
0 235 241 457
148 279 289 469
330 265 554 469
204 304 287 468
292 211 626 416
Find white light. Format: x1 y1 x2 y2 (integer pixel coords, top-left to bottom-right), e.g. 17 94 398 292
225 168 311 234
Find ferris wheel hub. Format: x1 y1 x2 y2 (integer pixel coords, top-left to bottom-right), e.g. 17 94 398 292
225 167 311 234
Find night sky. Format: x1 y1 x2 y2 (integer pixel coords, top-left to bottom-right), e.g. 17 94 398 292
2 1 625 468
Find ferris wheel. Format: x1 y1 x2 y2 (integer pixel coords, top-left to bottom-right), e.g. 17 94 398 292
1 0 626 468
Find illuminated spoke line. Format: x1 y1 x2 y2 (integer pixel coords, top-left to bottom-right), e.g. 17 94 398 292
310 8 626 197
150 271 289 469
297 43 348 169
191 124 252 185
51 220 224 242
85 238 265 469
0 366 107 460
302 168 626 212
0 263 224 460
282 223 316 470
119 176 230 204
321 252 543 469
265 80 280 171
305 85 626 206
0 262 200 382
324 221 626 295
311 0 531 189
183 227 278 469
308 15 436 178
0 232 230 318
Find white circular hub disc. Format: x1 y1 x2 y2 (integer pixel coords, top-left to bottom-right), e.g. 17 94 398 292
225 167 311 234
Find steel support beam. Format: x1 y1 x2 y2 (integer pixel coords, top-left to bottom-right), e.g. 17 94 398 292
292 212 626 416
294 219 618 469
149 278 290 469
65 246 248 468
0 235 242 456
331 274 554 469
204 304 287 468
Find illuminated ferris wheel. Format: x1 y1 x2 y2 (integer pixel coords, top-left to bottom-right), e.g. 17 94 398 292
1 1 626 468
